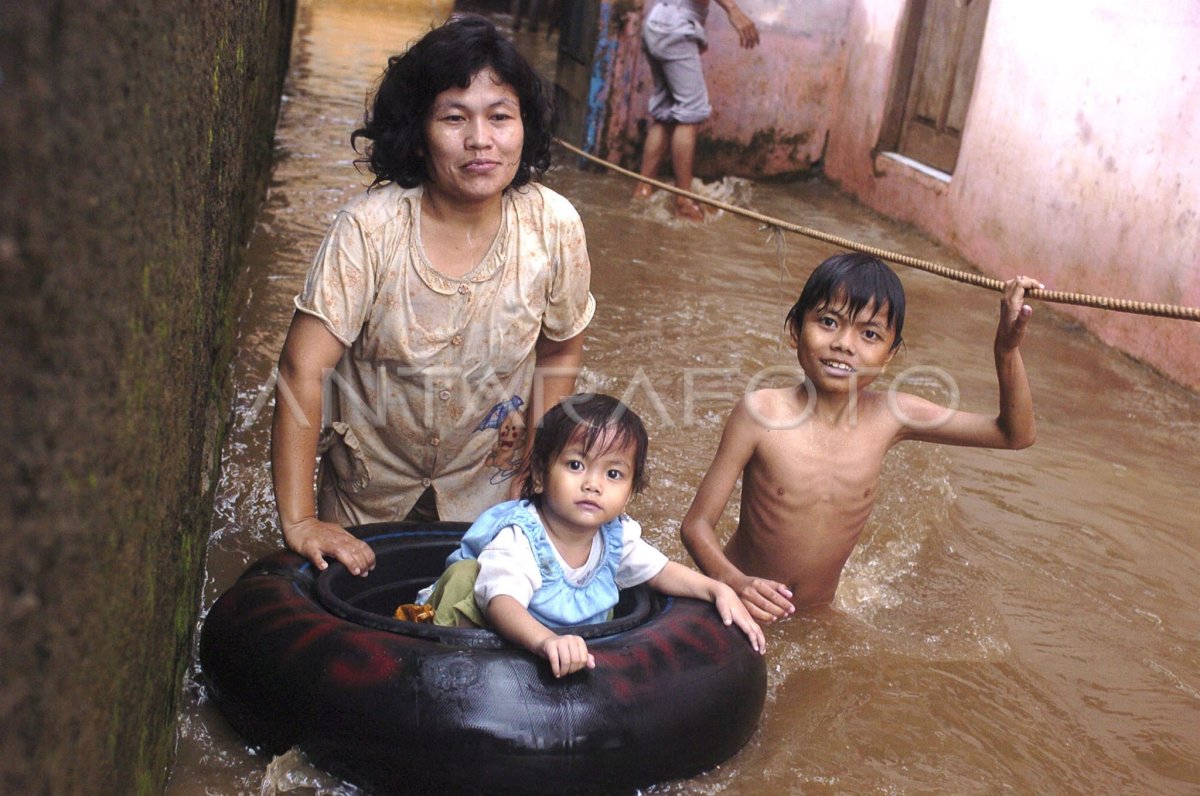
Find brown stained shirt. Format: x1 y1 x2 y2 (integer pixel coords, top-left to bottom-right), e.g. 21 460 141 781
294 182 594 524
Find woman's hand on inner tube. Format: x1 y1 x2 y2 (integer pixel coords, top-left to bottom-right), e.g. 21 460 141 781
284 517 376 576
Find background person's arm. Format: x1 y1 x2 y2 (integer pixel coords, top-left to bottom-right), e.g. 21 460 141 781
714 0 760 49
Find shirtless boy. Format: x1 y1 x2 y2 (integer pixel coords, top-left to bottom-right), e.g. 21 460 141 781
681 252 1040 621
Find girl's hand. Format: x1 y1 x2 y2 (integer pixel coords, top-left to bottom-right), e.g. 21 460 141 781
726 572 794 624
539 634 595 678
714 584 766 654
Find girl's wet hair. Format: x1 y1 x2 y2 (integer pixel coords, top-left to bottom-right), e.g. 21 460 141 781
521 394 649 504
352 14 554 189
785 252 906 350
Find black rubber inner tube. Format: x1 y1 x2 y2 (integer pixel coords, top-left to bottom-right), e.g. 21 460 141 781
200 521 769 793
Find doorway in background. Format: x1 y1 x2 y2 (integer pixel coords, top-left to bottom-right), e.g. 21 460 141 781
879 0 992 175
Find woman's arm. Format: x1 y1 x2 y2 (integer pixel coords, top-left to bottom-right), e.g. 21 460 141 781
506 330 585 498
271 312 375 575
531 330 584 423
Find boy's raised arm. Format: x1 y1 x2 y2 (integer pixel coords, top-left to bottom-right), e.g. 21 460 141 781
682 398 794 623
896 276 1040 450
992 276 1040 449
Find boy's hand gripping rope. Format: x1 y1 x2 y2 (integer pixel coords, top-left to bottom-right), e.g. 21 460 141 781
555 139 1200 323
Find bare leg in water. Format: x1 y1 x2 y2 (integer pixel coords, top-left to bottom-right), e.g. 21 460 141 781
633 120 705 221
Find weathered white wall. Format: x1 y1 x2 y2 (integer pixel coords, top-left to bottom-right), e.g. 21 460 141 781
825 0 1200 390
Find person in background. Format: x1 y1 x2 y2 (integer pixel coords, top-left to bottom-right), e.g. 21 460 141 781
272 15 594 576
632 0 760 221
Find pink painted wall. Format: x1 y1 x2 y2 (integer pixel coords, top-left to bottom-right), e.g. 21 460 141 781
825 1 1200 391
601 0 850 176
595 0 1199 389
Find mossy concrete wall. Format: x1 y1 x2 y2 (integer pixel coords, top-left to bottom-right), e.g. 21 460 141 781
0 2 295 793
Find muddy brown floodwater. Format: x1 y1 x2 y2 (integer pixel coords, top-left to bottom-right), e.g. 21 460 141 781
166 1 1200 793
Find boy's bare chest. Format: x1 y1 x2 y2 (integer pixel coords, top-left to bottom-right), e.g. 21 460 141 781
751 422 890 505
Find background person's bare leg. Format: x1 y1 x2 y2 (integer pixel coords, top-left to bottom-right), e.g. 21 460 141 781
671 122 704 220
634 120 672 198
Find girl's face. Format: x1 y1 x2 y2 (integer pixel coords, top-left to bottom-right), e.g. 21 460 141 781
422 67 524 207
538 428 637 539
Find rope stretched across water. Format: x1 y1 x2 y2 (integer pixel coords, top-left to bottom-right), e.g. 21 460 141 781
555 139 1200 323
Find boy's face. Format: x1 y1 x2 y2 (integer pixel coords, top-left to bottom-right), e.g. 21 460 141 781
790 296 897 393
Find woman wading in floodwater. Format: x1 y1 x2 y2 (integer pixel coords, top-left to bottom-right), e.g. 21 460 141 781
271 15 595 576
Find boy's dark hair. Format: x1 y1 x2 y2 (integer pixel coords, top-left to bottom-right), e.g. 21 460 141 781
521 394 649 504
785 252 906 350
351 14 554 189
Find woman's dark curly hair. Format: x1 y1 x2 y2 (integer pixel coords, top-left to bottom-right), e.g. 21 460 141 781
351 14 554 189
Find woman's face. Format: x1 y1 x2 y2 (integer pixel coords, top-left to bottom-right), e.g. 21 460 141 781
422 68 524 206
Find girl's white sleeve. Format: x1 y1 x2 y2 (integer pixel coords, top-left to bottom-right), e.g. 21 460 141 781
614 516 670 588
474 526 543 609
